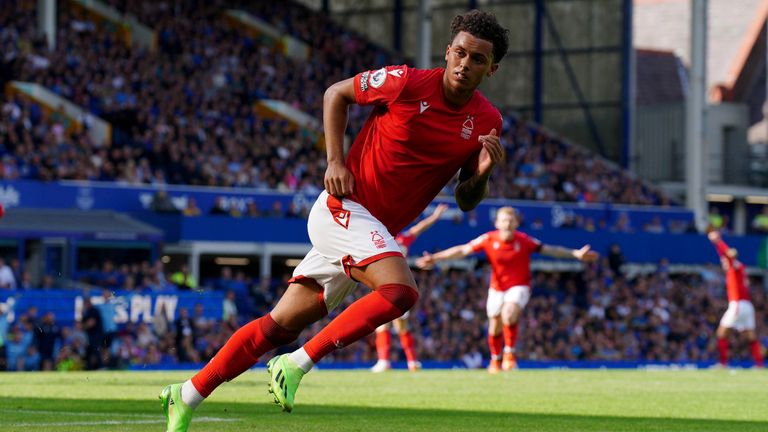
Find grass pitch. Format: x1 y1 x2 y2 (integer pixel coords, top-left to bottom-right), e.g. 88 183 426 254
0 369 766 431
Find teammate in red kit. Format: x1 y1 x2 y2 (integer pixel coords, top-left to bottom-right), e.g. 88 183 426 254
417 207 597 373
160 10 510 429
707 230 764 368
371 203 448 373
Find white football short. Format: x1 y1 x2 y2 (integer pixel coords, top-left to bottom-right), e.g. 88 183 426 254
719 300 756 331
290 191 403 313
486 285 531 317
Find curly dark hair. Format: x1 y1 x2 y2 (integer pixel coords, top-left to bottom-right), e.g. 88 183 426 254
450 10 509 63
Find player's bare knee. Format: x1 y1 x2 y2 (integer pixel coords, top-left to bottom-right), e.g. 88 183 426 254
377 283 419 314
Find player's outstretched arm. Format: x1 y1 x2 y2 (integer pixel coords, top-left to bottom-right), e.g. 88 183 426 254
707 230 737 262
707 230 728 255
406 204 449 238
323 78 357 197
415 243 474 270
455 129 504 211
540 244 599 262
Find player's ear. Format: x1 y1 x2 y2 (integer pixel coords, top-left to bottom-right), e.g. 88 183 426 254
445 44 451 62
487 63 499 77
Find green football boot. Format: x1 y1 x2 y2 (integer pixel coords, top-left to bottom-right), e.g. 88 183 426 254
267 354 306 412
159 383 193 432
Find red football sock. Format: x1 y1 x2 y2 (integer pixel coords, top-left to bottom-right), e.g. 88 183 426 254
717 337 728 366
502 323 519 352
191 314 298 397
375 330 391 361
400 330 417 363
749 340 764 367
304 284 418 363
488 333 503 360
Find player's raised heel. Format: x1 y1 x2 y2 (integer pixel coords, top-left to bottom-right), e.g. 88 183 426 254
159 383 193 432
487 358 501 374
267 354 306 413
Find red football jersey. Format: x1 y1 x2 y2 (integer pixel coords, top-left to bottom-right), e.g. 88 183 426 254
350 65 502 235
470 230 542 291
713 239 750 301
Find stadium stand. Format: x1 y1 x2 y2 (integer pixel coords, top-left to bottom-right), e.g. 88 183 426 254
0 0 672 205
0 1 764 373
2 263 765 371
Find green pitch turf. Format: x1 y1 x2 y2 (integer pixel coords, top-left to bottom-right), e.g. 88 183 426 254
0 369 766 431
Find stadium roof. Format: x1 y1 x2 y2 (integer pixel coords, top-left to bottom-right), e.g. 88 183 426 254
636 48 686 106
634 0 767 92
0 209 163 241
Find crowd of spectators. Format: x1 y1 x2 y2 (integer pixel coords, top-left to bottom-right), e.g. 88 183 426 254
0 293 240 371
0 0 675 207
487 116 673 205
148 190 312 219
313 259 767 365
0 0 763 372
2 253 765 371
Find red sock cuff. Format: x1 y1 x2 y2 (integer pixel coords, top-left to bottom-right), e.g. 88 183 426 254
262 313 300 346
376 284 419 314
303 286 417 363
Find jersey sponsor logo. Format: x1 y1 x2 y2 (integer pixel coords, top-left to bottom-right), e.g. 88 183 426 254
388 69 404 78
360 71 370 92
461 115 474 140
371 230 387 249
333 209 351 229
419 101 430 114
369 68 387 88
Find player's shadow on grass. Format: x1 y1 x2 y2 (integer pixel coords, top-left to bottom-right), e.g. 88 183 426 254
1 396 767 432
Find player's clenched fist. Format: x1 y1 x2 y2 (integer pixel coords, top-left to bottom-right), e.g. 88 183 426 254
324 160 355 197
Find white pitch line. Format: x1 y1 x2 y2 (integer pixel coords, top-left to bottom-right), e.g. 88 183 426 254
0 408 158 418
5 417 237 427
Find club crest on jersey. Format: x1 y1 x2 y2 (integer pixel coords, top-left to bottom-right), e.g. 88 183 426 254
371 230 387 249
461 115 474 140
360 71 370 92
333 209 350 229
369 68 387 88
